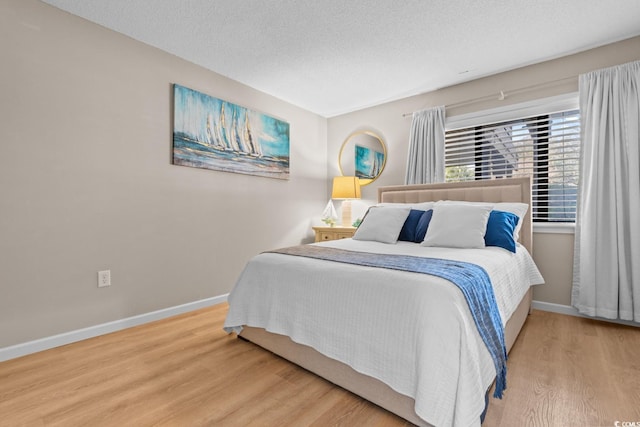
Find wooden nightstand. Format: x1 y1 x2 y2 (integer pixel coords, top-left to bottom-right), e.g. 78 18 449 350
312 226 357 242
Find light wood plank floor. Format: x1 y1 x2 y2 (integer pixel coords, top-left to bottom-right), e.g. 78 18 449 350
1 304 639 426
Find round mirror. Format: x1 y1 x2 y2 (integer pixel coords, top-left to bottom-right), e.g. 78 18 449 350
338 130 387 186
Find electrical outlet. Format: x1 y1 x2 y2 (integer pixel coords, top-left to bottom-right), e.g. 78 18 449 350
98 270 111 287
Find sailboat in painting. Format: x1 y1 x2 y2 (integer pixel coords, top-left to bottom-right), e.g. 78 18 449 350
370 151 382 177
230 107 249 154
206 114 215 147
216 103 235 151
244 113 262 157
205 102 262 157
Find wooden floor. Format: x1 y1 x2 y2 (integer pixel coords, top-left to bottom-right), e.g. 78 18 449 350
1 304 639 427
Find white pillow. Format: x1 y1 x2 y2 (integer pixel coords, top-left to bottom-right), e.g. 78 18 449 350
437 200 529 240
353 206 411 244
421 204 492 248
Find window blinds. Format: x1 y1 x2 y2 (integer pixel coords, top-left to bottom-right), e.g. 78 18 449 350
445 110 580 222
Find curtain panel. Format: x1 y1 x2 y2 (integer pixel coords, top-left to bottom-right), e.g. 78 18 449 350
405 106 445 185
572 60 640 322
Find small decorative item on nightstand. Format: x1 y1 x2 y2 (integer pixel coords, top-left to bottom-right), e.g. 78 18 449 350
312 226 357 242
321 200 338 227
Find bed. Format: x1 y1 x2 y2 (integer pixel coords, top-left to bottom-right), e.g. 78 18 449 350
224 177 544 426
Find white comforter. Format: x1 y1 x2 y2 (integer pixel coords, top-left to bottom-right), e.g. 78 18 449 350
224 239 544 426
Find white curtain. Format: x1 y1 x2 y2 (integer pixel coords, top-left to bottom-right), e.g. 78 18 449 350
405 106 445 184
572 60 640 322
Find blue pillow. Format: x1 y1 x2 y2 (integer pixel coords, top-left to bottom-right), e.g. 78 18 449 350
484 210 519 252
414 209 433 243
398 209 425 242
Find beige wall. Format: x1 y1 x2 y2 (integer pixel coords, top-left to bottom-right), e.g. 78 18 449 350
328 36 640 306
0 0 328 348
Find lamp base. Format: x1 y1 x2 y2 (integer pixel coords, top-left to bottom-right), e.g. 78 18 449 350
341 200 352 227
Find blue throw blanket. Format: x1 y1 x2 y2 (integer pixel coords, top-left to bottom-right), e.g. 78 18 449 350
268 245 508 398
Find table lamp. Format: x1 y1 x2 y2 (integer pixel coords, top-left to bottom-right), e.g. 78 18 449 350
332 176 361 226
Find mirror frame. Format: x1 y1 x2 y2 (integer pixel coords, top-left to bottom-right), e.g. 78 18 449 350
338 130 387 186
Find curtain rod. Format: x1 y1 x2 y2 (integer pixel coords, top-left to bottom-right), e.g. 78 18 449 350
402 75 577 117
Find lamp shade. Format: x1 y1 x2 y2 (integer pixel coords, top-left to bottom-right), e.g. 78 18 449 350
331 176 361 200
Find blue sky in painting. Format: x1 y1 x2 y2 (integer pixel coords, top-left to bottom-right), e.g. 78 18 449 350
173 84 289 159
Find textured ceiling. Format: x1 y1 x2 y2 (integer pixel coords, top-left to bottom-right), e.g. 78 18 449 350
41 0 640 117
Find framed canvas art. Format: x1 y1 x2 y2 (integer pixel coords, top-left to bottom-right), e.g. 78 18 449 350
172 84 290 179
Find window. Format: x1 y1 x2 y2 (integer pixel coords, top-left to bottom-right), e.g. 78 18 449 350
445 109 580 222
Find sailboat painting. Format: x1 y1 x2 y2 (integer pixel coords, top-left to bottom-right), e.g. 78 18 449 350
172 84 290 179
354 145 384 180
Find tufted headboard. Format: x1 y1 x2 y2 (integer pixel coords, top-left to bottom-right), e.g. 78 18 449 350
378 177 533 254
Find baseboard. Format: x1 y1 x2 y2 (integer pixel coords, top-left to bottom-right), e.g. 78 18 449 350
0 294 228 363
532 300 639 327
4 296 633 363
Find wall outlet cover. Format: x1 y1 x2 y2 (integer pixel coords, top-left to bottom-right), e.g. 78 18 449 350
98 270 111 287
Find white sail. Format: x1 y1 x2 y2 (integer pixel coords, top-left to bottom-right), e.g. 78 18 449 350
206 114 215 146
244 112 262 157
230 108 247 153
371 152 380 177
216 103 234 151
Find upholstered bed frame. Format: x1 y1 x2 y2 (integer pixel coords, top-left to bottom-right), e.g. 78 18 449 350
239 177 533 426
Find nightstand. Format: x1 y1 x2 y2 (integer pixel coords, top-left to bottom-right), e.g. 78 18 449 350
312 226 357 242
